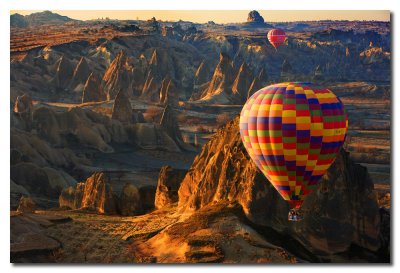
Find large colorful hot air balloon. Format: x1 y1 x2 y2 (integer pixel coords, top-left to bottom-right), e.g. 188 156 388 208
267 29 286 50
239 82 348 221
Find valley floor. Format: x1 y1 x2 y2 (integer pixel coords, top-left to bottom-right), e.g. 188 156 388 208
11 204 299 263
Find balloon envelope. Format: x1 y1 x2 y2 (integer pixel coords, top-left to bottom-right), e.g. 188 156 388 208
239 82 348 208
267 29 286 50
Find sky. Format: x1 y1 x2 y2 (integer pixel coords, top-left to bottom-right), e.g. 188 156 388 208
10 10 390 24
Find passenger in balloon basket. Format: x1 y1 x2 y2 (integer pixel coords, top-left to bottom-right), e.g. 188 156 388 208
288 208 302 222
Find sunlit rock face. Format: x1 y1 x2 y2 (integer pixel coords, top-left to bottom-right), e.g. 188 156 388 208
59 172 120 214
155 166 187 209
178 116 382 261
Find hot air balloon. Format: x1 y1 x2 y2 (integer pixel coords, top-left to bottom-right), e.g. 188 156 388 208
267 29 286 50
239 82 348 221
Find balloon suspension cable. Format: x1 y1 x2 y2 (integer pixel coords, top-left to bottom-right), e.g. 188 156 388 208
288 208 303 222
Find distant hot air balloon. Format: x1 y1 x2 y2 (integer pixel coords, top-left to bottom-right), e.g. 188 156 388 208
239 82 348 221
267 29 286 50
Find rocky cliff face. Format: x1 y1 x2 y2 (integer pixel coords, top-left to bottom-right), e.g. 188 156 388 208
159 77 178 106
257 68 268 85
102 50 134 100
59 173 143 215
112 90 133 123
14 93 33 114
51 56 74 90
17 196 36 213
159 104 183 145
199 53 236 104
193 60 211 87
178 116 383 261
247 10 264 23
141 49 177 102
232 62 254 103
195 53 268 104
119 183 142 216
247 76 263 100
32 106 115 152
59 172 119 214
243 10 272 28
14 93 33 130
141 71 162 102
70 57 91 91
155 166 187 209
82 73 106 103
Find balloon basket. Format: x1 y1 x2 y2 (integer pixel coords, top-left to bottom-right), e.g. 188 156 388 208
288 208 303 222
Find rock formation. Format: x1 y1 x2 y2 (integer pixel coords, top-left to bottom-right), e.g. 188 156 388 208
17 196 36 213
155 166 187 209
82 73 106 103
159 104 183 144
247 68 268 99
247 10 264 24
159 77 178 106
59 183 85 209
199 53 236 104
257 68 268 85
315 64 323 76
360 47 390 65
313 65 324 81
232 62 254 103
103 50 134 100
60 172 119 214
281 59 293 78
244 10 272 28
247 76 263 100
193 60 211 87
112 90 133 123
14 93 33 114
59 173 146 216
131 66 145 96
13 93 33 130
139 185 157 212
178 116 383 262
10 212 71 262
141 49 176 102
51 55 74 90
148 49 174 79
32 106 114 152
70 56 91 91
11 162 59 199
141 72 162 101
119 183 142 216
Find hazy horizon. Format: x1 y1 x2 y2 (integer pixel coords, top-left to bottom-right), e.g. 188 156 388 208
10 10 390 24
